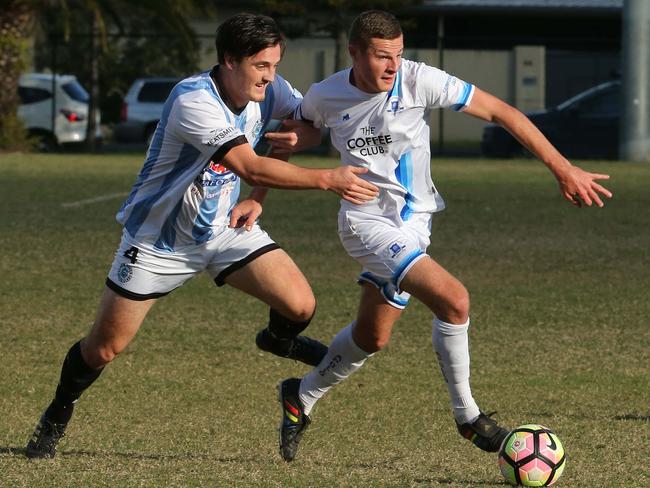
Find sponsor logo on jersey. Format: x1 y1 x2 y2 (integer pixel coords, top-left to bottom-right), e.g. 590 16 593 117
346 133 393 156
206 126 237 146
389 242 406 258
117 263 133 283
208 161 229 174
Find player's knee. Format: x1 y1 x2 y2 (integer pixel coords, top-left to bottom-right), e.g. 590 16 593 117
285 295 316 323
440 286 470 324
84 343 121 368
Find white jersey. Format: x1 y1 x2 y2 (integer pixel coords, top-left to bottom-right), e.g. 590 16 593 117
297 59 474 223
116 68 301 251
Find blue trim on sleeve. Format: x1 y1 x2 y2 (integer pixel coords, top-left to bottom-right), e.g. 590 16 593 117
450 82 474 111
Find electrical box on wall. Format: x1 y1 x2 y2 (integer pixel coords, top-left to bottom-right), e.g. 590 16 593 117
514 45 545 112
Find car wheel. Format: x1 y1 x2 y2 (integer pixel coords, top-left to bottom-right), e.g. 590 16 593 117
31 132 58 152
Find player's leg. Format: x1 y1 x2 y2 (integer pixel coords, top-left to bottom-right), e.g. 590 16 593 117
400 256 509 452
26 233 194 459
26 288 156 459
219 246 326 366
279 283 402 461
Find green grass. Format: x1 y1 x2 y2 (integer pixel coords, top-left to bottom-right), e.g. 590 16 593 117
0 152 648 487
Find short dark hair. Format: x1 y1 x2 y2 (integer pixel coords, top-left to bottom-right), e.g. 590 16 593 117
348 10 402 49
215 13 285 64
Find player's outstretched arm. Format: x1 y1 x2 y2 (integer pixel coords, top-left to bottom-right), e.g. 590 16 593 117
464 88 613 207
222 143 378 204
264 119 322 154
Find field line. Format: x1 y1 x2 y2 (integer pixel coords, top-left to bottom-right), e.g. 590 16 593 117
61 192 129 208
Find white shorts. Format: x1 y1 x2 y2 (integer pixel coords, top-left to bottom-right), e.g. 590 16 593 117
338 209 431 309
106 224 279 300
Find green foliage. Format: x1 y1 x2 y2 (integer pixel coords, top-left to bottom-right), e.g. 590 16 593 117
0 154 648 487
33 5 201 123
0 1 32 151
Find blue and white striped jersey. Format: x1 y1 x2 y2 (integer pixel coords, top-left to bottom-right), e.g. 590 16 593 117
116 68 301 251
297 59 474 223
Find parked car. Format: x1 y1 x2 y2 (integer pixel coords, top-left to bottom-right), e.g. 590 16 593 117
18 73 102 150
113 77 180 145
481 80 620 159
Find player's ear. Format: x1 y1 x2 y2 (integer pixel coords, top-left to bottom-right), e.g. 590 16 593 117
223 54 237 70
348 43 358 60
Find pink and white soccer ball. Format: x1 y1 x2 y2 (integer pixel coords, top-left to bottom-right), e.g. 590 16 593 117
498 424 566 486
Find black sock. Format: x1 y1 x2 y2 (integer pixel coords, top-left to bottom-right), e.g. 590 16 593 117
267 308 314 341
44 341 103 424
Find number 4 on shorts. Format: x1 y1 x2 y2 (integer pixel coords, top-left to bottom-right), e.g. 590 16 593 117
123 246 139 264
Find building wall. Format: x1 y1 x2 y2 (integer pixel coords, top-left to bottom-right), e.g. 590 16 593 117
193 22 537 144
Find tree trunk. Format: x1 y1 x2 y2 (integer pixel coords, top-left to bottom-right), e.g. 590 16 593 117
85 12 100 151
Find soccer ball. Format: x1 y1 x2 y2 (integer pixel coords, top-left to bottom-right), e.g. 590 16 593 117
498 424 566 486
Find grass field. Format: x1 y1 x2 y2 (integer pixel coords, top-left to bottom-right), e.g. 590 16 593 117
0 152 648 487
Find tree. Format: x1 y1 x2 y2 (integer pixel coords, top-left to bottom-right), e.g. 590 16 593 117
0 0 203 151
0 1 33 151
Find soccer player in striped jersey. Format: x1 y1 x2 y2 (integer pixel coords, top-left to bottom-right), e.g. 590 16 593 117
277 10 612 462
25 13 378 459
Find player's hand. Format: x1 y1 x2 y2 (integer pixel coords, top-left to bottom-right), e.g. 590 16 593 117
325 166 379 204
265 119 322 154
555 164 612 207
229 199 263 231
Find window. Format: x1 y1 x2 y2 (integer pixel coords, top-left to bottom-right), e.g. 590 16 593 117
578 88 620 117
137 81 177 103
62 81 90 103
18 86 52 105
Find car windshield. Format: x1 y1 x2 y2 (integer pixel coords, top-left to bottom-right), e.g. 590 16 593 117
137 81 178 103
62 81 90 103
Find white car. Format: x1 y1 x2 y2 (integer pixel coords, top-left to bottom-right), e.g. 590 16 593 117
18 73 101 150
113 77 180 145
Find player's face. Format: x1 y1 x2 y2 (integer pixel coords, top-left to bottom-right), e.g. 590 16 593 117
350 36 403 93
229 44 282 105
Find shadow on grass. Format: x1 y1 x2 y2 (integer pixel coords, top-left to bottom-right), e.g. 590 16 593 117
413 478 507 486
0 445 259 462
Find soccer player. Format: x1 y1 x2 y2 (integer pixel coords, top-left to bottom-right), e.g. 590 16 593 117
276 10 613 462
24 13 379 459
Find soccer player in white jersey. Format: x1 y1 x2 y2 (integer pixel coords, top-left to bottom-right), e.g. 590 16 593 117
276 10 613 462
24 13 379 459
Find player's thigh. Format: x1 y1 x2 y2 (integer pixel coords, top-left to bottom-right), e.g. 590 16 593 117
399 256 469 323
224 248 315 321
81 287 157 368
353 283 403 353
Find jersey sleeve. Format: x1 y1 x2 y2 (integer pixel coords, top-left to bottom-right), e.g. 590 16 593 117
417 64 475 112
268 75 303 119
172 91 247 161
294 85 324 128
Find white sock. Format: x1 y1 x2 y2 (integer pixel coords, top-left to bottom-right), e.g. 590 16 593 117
432 317 481 424
299 322 372 416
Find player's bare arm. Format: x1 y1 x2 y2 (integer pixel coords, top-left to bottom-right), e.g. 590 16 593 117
229 149 289 230
221 142 379 204
464 87 613 207
264 119 322 154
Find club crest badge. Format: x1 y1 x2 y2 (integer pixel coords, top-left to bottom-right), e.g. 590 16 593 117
118 263 133 283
